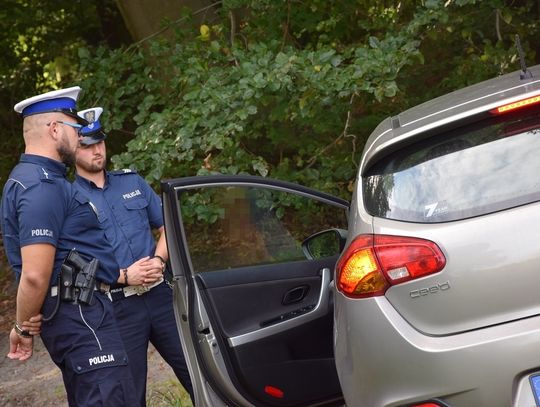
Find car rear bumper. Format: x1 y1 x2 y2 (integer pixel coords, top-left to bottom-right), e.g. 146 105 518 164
334 294 540 407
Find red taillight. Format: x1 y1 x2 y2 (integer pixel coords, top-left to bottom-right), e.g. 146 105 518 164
491 95 540 114
336 234 446 298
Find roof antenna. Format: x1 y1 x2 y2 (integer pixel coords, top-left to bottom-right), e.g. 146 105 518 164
515 35 533 80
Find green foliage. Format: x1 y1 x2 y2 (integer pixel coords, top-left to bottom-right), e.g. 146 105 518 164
78 1 441 198
399 0 540 105
0 1 92 183
0 0 129 185
4 0 539 206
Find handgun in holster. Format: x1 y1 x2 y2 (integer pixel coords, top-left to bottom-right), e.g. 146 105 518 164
74 258 98 305
59 249 99 305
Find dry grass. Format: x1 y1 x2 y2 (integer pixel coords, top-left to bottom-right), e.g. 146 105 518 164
147 379 193 407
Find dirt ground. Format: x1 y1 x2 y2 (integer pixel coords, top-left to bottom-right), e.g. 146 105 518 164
0 279 192 407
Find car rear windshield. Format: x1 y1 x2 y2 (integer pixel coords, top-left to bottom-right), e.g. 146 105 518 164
363 107 540 222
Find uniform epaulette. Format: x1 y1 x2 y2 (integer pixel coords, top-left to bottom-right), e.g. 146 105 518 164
110 168 137 175
39 167 54 182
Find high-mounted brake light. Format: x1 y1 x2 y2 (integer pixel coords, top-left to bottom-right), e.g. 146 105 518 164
491 95 540 114
336 234 446 298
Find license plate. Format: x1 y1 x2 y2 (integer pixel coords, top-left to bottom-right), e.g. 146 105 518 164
530 374 540 406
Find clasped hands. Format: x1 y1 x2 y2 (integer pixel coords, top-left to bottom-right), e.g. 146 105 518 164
124 256 164 287
7 314 42 361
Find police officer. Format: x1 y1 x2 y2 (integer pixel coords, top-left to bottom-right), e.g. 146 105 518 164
1 88 139 406
73 107 194 406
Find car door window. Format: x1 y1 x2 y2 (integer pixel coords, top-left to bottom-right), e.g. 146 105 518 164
178 185 348 273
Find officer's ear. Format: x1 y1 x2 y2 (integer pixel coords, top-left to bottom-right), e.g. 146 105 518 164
46 120 60 141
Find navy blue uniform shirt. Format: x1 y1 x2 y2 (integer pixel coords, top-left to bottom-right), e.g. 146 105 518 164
1 154 120 284
73 170 163 270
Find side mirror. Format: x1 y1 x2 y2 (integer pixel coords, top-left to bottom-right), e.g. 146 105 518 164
302 229 348 260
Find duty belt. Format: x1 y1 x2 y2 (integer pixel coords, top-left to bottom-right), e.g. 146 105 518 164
109 278 164 301
50 281 110 297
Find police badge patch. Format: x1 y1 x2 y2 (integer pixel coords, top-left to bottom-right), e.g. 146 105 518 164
83 110 96 123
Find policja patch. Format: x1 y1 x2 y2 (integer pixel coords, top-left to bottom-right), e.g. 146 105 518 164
70 349 129 374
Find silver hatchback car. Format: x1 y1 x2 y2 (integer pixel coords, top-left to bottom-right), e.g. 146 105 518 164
162 64 540 406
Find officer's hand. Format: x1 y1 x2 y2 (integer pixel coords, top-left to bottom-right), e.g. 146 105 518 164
21 314 43 336
125 256 152 286
140 257 165 284
7 328 34 361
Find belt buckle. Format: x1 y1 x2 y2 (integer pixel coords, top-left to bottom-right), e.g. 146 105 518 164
134 285 149 296
100 282 110 293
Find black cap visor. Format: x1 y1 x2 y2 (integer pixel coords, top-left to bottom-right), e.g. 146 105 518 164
79 130 107 146
58 108 89 125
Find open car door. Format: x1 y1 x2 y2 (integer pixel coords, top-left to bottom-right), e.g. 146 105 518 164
161 175 349 407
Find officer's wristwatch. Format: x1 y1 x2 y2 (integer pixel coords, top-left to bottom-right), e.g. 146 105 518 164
14 322 32 338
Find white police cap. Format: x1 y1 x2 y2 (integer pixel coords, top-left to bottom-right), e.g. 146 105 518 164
77 107 108 146
14 86 87 124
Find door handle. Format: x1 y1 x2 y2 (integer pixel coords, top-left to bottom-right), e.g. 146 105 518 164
282 285 309 305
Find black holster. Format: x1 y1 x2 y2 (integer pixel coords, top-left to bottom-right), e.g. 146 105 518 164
60 249 99 305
